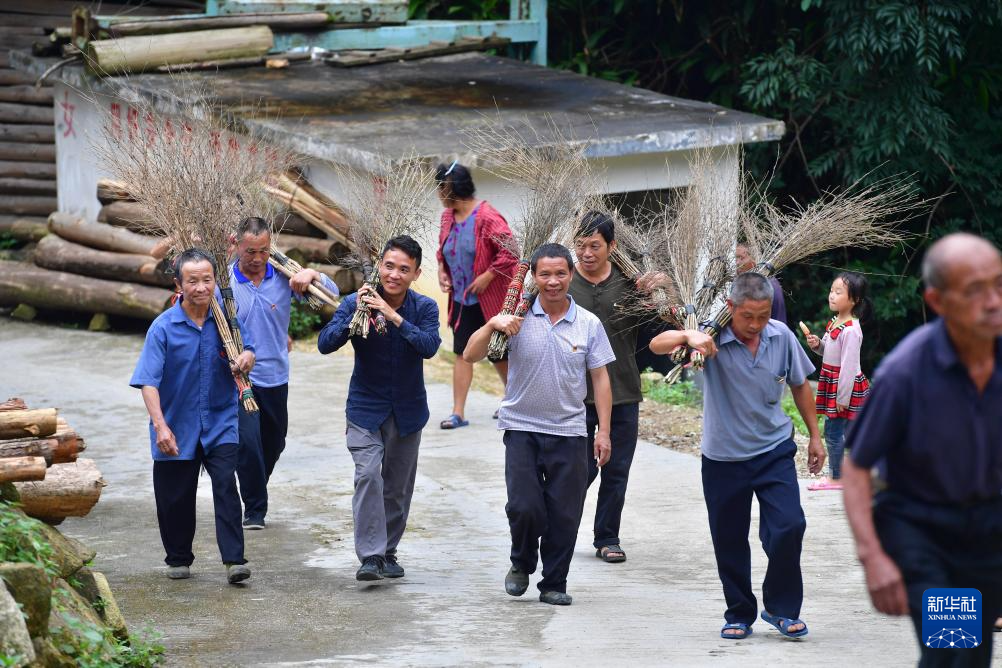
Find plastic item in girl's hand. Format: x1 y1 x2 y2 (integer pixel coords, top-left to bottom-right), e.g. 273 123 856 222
798 321 811 337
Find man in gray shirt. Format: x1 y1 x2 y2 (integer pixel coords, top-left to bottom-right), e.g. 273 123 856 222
465 243 614 606
653 272 824 640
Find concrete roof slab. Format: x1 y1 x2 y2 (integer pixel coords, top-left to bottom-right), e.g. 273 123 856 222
28 50 783 170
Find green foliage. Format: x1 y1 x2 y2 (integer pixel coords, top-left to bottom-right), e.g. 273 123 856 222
0 502 58 577
52 589 164 667
288 300 321 340
0 234 17 250
782 392 821 437
641 377 702 408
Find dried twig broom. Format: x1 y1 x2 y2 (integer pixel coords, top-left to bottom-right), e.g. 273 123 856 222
658 148 740 368
91 82 293 411
463 116 596 360
663 172 920 383
333 154 436 338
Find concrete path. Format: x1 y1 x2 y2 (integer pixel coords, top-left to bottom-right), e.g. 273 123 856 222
1 319 989 667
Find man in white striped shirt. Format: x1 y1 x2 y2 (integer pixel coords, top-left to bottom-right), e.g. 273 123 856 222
465 243 614 606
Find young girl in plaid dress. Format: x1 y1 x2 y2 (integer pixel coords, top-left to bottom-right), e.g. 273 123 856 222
805 271 872 491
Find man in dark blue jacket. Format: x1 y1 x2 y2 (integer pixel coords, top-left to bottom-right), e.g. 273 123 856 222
318 235 441 582
844 233 1002 667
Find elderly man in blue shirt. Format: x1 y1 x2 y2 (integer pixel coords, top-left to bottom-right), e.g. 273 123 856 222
653 271 824 640
318 235 440 582
130 248 256 584
228 217 339 530
843 233 1002 667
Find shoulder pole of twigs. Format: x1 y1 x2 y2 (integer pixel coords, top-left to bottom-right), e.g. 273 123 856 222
209 299 259 412
487 261 530 362
268 249 339 309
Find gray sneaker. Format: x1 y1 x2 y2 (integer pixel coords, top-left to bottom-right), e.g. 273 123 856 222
505 566 529 596
226 563 251 584
166 566 190 580
539 590 572 606
243 518 265 530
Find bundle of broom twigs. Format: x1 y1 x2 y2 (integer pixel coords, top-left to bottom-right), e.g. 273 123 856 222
334 154 436 338
92 89 293 411
656 149 740 369
662 170 919 383
463 117 597 361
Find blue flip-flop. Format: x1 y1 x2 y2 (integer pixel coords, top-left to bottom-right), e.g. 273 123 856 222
720 623 752 640
439 414 469 430
760 611 808 638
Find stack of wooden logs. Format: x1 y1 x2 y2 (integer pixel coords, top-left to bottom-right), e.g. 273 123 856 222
0 398 103 526
0 52 56 223
99 174 362 293
0 208 176 327
0 172 362 324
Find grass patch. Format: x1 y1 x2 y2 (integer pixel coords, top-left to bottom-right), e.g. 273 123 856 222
782 393 823 437
641 377 702 408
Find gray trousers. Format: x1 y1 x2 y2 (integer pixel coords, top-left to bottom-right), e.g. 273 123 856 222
346 416 421 562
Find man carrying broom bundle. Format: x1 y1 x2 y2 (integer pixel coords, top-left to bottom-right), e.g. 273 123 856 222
651 271 824 640
465 243 615 606
229 216 340 531
318 236 440 581
130 248 255 585
569 210 715 564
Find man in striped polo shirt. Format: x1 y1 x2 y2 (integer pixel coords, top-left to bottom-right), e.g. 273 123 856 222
465 243 615 606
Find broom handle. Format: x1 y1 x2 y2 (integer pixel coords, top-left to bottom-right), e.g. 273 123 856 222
209 299 258 412
268 257 339 308
640 256 673 323
487 261 530 362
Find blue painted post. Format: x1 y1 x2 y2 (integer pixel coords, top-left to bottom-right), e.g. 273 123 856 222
509 0 546 66
529 0 547 66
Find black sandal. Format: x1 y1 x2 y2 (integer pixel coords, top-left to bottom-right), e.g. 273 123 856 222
596 545 627 563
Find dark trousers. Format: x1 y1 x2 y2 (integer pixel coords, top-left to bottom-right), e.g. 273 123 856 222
585 402 639 549
875 492 1002 668
153 442 245 567
701 438 806 625
504 430 588 594
236 383 288 521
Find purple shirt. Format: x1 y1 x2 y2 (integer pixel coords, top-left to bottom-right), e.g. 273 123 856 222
847 319 1002 505
770 276 787 325
443 205 480 306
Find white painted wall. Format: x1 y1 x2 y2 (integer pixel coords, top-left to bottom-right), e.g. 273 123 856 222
57 83 741 327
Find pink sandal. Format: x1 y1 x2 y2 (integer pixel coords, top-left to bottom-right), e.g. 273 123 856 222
808 478 843 491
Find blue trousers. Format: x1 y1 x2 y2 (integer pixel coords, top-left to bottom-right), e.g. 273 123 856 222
504 430 588 594
701 438 806 626
586 402 639 549
236 383 289 522
153 442 245 567
824 416 848 479
875 491 1002 667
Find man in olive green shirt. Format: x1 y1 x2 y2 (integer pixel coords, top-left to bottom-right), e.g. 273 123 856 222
570 211 712 562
